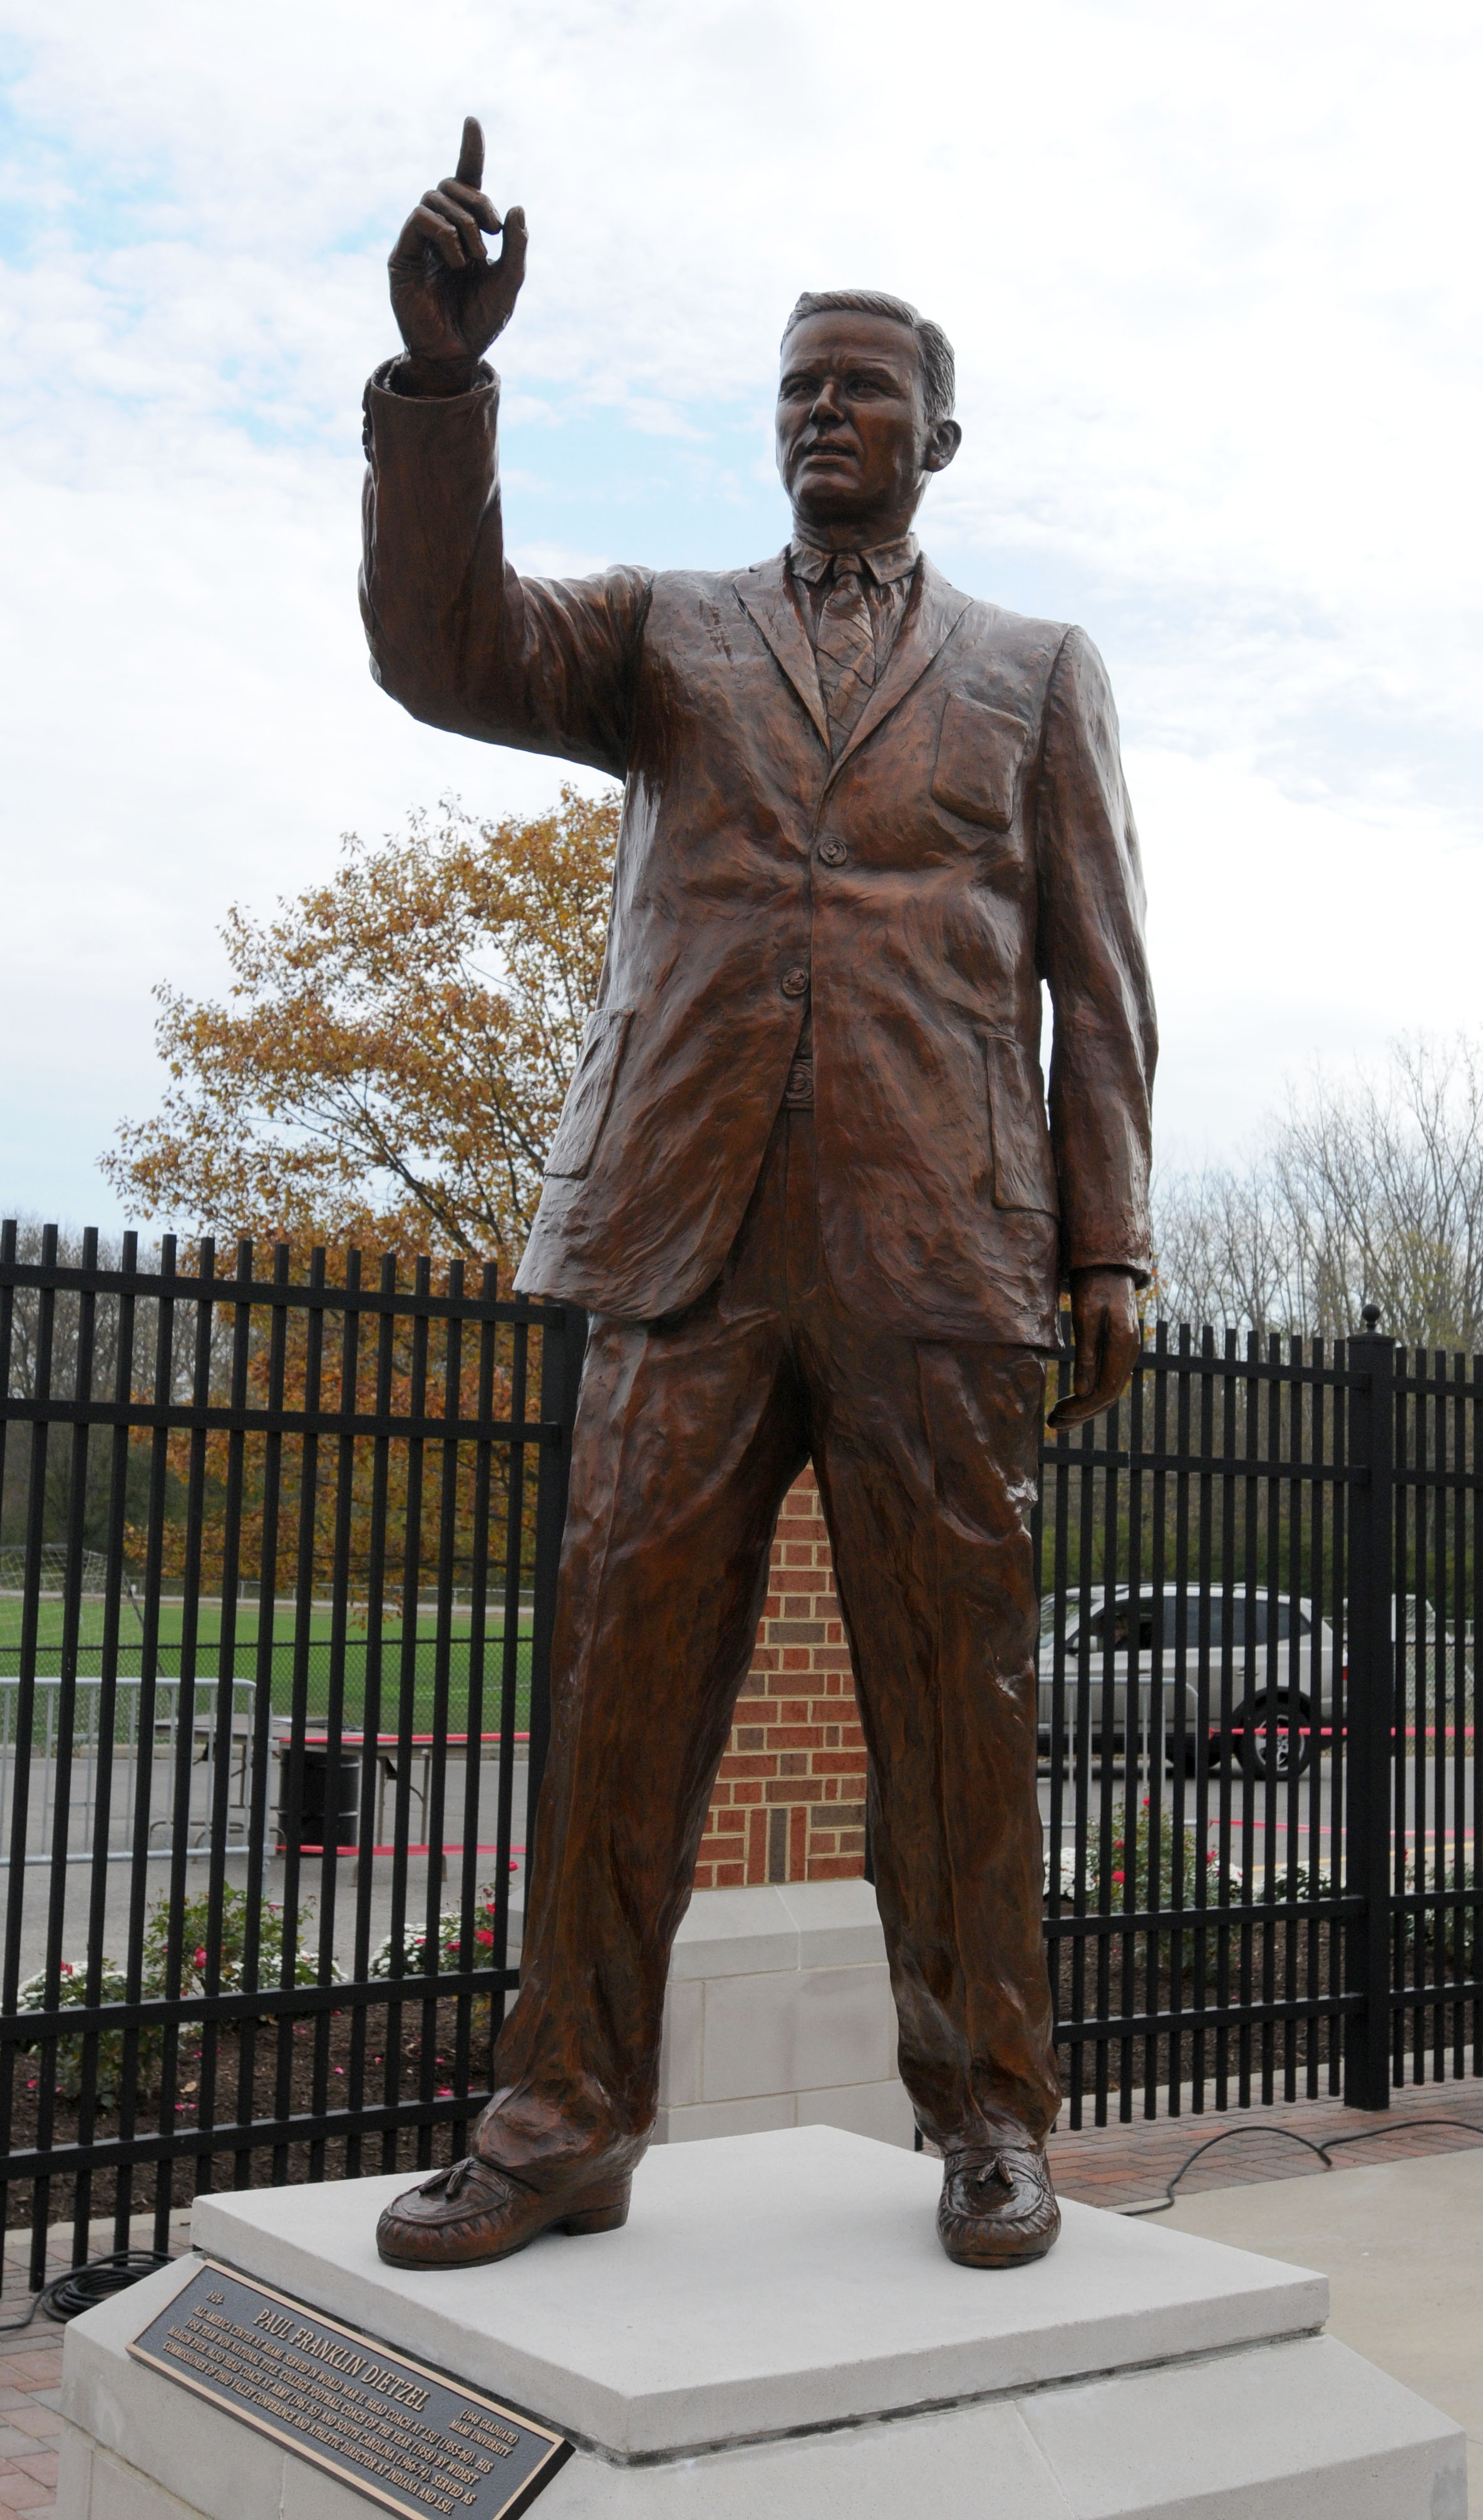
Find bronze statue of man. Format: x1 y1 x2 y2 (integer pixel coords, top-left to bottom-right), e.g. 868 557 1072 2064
364 119 1155 2273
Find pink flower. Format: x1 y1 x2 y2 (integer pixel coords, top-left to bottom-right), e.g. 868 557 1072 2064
194 1949 207 1968
59 1961 73 1976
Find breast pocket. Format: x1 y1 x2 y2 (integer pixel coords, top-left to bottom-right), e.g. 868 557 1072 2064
984 1036 1059 1216
544 1010 633 1179
931 694 1034 832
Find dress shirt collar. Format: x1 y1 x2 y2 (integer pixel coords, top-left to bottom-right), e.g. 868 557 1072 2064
788 530 920 587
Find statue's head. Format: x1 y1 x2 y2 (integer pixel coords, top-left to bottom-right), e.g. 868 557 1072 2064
776 290 962 545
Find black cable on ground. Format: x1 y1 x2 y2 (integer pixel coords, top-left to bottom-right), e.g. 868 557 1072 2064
1121 2117 1483 2215
0 2248 173 2331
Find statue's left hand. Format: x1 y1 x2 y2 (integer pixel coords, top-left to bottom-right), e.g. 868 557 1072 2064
1047 1269 1142 1428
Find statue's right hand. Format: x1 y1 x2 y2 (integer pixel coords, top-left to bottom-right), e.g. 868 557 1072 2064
388 117 527 386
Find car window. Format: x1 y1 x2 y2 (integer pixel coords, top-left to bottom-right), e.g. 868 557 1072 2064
1087 1602 1157 1652
1159 1595 1291 1649
1167 1596 1232 1646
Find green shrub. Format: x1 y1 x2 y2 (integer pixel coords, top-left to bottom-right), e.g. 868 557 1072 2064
140 1882 328 1998
369 1877 515 1979
13 1960 163 2108
1064 1795 1242 1914
15 1886 329 2107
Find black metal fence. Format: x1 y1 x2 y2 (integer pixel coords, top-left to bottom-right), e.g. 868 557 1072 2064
0 1225 583 2289
2 1226 1480 2281
1039 1318 1481 2127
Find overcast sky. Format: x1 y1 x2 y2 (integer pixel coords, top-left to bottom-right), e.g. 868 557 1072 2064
3 0 1481 1233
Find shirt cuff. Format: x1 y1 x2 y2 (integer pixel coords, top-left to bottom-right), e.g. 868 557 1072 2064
362 358 497 455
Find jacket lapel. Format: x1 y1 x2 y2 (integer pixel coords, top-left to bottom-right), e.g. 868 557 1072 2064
829 557 971 780
732 556 830 750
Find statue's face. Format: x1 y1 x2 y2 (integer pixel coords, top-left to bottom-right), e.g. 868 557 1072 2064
775 311 957 539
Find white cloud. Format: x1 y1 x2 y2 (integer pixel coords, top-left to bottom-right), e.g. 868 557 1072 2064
1 0 1480 1224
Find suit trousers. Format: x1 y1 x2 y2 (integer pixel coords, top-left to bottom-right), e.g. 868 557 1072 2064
480 1105 1061 2176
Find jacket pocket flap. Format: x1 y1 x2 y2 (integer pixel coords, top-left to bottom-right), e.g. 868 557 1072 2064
932 694 1033 831
544 1010 633 1179
985 1036 1058 1214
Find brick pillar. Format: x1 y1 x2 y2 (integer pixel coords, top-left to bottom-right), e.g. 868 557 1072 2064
691 1468 869 1889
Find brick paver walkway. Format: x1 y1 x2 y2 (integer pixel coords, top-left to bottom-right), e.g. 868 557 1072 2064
0 2328 61 2518
1049 2075 1483 2209
0 2218 192 2518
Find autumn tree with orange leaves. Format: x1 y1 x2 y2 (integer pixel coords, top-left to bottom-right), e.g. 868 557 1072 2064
98 788 617 1613
103 785 618 1273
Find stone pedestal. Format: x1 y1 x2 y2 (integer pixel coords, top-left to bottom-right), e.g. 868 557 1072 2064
657 1880 911 2144
58 2124 1465 2519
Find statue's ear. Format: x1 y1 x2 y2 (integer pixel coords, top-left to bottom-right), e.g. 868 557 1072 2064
924 418 962 477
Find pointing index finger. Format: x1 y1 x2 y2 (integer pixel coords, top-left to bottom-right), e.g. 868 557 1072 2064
455 116 484 192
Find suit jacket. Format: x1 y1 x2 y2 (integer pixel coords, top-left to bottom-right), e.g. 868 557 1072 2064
360 366 1157 1347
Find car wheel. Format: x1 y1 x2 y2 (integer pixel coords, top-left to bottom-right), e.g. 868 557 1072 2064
1239 1695 1312 1780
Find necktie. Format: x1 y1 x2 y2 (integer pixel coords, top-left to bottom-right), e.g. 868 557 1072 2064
814 552 876 754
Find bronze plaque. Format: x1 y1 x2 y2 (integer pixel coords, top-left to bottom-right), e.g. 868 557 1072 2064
128 2258 572 2519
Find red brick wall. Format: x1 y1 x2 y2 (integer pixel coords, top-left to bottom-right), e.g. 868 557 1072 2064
692 1468 869 1888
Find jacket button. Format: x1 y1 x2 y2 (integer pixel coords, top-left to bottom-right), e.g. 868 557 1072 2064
818 839 847 866
781 968 809 999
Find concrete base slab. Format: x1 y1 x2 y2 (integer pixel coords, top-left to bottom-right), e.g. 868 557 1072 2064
57 2125 1465 2518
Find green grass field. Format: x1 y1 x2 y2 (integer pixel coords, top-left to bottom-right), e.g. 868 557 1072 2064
0 1599 534 1737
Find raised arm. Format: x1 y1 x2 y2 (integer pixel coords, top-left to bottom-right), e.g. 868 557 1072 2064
360 117 649 777
1035 626 1158 1425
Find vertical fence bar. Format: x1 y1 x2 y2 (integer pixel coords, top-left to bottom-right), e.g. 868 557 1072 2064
0 1221 17 2277
1344 1311 1395 2109
236 1243 288 2186
1071 1415 1096 2124
1472 1350 1482 2082
115 1232 178 2259
196 1239 252 2196
23 1227 63 2283
491 1306 530 2047
453 1262 500 2119
419 1260 463 2149
1044 1333 1073 2119
93 1233 139 2249
355 1256 398 2180
272 1247 326 2181
150 1237 217 2253
1148 1331 1176 2120
1117 1370 1141 2122
49 1227 98 2265
309 1253 359 2183
526 1306 585 1868
1169 1328 1194 2113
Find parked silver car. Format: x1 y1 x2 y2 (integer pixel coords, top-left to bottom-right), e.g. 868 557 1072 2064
1036 1584 1337 1777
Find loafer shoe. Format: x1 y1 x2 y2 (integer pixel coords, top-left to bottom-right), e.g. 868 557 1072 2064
376 2150 632 2270
938 2142 1060 2268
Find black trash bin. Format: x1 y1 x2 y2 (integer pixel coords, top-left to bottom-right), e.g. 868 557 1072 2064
276 1738 359 1852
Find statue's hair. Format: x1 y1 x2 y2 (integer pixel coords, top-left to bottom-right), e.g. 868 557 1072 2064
780 289 956 425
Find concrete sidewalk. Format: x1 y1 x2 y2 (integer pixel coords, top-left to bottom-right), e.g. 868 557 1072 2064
1162 2149 1483 2514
